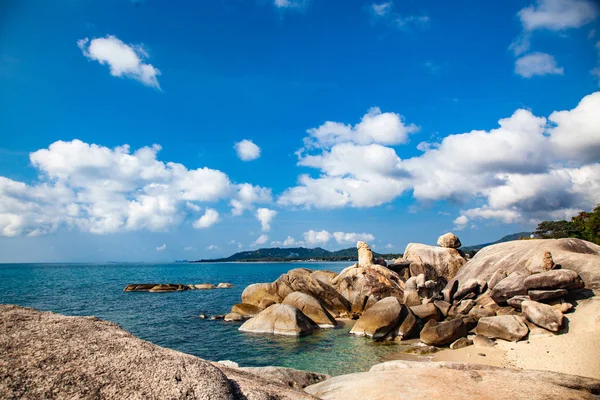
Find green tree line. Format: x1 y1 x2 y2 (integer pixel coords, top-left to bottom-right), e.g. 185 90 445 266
535 204 600 245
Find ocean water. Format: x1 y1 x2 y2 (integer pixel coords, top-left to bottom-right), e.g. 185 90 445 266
0 262 403 376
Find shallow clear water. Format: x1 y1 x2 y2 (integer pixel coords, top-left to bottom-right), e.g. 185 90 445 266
0 262 403 376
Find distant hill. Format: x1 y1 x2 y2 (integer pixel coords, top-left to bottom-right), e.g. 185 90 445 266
192 247 401 263
461 232 532 252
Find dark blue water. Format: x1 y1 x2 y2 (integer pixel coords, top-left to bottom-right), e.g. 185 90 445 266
0 262 401 375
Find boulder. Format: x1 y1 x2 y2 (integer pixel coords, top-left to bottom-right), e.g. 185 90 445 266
242 282 281 307
524 269 585 291
434 300 452 317
231 303 262 318
224 312 243 322
453 278 479 301
310 270 338 285
357 241 375 267
149 284 188 292
387 259 411 279
450 337 472 350
468 305 496 320
195 283 217 290
393 308 418 340
259 299 276 309
473 334 496 347
506 295 530 310
420 319 467 346
455 299 476 315
239 304 318 336
305 362 600 400
476 315 529 341
490 272 528 304
350 297 404 340
0 305 317 400
437 232 462 249
521 300 564 332
547 298 574 313
447 238 600 290
217 282 234 288
488 270 507 290
528 289 568 302
442 279 458 303
410 303 441 322
237 366 330 390
331 264 404 314
403 287 421 307
373 257 387 267
282 292 337 328
403 243 466 281
124 283 160 292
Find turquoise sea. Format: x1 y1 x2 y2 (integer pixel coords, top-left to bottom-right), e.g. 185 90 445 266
0 262 403 376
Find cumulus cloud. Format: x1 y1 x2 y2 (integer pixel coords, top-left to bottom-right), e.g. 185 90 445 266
453 215 469 230
515 52 564 78
252 234 269 246
303 230 332 245
333 231 375 244
229 183 272 216
193 208 220 229
77 35 161 88
234 140 261 161
256 208 277 232
518 0 598 31
0 140 270 237
372 2 392 16
206 244 218 251
279 92 600 226
156 244 166 251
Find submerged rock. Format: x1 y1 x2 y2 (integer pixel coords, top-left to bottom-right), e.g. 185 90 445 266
239 304 318 336
217 282 234 288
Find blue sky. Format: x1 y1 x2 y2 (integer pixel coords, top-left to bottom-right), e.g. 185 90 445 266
1 0 599 262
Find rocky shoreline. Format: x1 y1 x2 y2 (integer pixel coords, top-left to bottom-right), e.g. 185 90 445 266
2 235 600 399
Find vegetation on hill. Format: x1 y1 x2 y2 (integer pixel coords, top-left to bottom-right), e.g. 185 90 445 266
535 204 600 245
192 247 402 263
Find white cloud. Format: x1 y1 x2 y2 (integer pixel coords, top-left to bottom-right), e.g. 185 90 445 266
156 244 166 251
0 140 271 237
229 183 272 216
372 2 392 16
518 0 598 31
303 107 418 150
193 208 220 229
206 244 218 251
332 231 375 245
453 215 469 230
303 230 332 245
256 208 277 232
274 0 306 9
252 234 269 246
515 52 564 78
509 34 532 56
283 236 297 246
234 139 261 161
395 15 430 30
279 92 600 225
77 35 161 88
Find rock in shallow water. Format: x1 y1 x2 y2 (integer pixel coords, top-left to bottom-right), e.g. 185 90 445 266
350 297 404 340
231 303 262 318
282 292 337 328
239 304 318 336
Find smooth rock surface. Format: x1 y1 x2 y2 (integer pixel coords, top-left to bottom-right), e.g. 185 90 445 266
237 366 330 390
420 318 467 346
524 269 585 291
476 315 529 341
528 289 568 302
521 300 564 332
239 304 318 336
437 232 462 249
403 243 467 281
473 334 496 347
0 305 317 400
231 303 262 318
490 272 529 304
282 292 337 327
224 312 243 322
410 303 441 322
357 240 375 267
350 297 404 340
450 337 473 349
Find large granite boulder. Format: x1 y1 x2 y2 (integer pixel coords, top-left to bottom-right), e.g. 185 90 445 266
239 304 318 336
350 297 404 340
305 361 600 400
357 241 375 266
410 303 441 322
403 243 467 281
476 315 529 341
310 270 338 284
241 282 282 306
521 300 564 332
330 264 404 314
0 305 318 400
490 272 528 304
524 269 585 291
420 318 467 346
447 238 600 290
437 232 462 249
282 292 337 327
528 289 568 302
231 303 262 318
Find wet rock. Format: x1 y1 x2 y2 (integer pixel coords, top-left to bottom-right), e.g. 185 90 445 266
394 308 418 340
524 269 585 291
350 297 405 340
217 282 234 288
476 315 529 341
209 315 225 320
224 312 243 322
282 292 337 328
450 337 473 350
437 232 462 249
239 304 318 336
410 303 441 322
528 289 568 302
521 300 564 332
231 303 262 318
124 284 161 292
149 284 189 293
420 318 467 346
